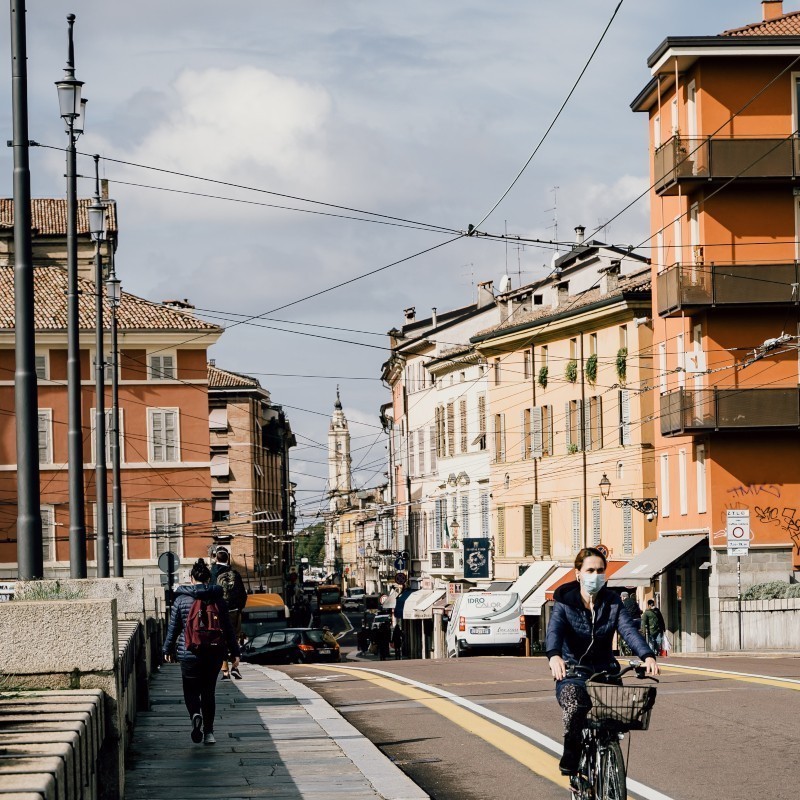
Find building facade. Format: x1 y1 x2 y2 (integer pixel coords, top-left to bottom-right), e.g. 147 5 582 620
630 0 800 651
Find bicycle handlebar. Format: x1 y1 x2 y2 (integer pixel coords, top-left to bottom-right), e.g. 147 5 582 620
566 659 659 684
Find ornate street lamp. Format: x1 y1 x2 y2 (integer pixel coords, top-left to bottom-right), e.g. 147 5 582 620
598 473 658 518
450 517 460 549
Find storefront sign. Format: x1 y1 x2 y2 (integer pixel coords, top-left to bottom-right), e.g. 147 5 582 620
447 582 463 600
462 538 490 579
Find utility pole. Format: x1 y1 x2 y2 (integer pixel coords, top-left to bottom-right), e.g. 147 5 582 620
106 259 123 576
11 0 43 579
90 156 108 576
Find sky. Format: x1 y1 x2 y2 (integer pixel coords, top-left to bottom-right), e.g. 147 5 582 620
0 0 782 525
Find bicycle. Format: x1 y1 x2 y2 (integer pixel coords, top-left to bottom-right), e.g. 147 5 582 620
565 661 658 800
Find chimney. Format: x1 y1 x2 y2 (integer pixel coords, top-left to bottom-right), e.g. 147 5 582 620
476 280 494 309
600 259 621 295
762 1 783 21
556 281 569 307
431 307 437 327
209 358 216 368
404 306 416 322
574 225 586 245
163 298 195 316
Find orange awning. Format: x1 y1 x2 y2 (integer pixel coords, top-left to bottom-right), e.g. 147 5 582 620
544 561 627 601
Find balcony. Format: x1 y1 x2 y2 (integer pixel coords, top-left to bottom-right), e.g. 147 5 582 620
660 387 800 436
657 262 800 317
654 136 800 196
428 547 464 578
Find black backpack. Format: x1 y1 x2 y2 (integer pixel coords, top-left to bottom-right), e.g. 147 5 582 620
218 568 248 611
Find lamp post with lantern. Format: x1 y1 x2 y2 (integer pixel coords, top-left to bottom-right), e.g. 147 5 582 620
106 265 124 576
55 14 88 577
89 155 108 577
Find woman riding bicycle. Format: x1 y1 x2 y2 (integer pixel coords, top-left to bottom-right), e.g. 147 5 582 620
545 547 659 778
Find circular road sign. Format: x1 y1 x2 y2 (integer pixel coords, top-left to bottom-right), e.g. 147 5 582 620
394 556 407 570
158 550 180 575
395 572 407 585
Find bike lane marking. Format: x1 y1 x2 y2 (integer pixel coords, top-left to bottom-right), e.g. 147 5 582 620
309 665 675 800
659 663 800 690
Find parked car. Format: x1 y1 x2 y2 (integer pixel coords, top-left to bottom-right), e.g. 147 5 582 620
241 628 340 665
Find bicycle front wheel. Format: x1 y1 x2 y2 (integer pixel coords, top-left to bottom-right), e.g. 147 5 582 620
598 741 626 800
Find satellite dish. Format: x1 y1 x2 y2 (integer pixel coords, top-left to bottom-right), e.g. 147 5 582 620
499 274 511 293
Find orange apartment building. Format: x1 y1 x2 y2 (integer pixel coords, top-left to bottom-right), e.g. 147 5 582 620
0 199 222 587
628 0 800 651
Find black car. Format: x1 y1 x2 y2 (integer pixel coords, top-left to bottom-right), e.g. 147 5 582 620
241 627 341 665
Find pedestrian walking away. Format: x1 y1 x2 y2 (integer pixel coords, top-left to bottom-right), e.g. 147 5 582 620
163 558 241 745
391 623 404 660
641 598 666 655
377 619 391 661
545 547 658 784
211 547 248 679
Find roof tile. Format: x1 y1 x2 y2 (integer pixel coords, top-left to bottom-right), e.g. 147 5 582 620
208 365 261 389
722 10 800 36
0 198 118 236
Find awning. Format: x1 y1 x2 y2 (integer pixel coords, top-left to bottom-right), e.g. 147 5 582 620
403 589 447 619
510 561 559 605
608 535 708 588
487 581 513 591
210 453 230 477
381 589 398 610
393 588 414 620
209 408 228 431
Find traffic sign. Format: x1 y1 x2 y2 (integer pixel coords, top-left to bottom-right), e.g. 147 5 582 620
726 510 750 556
394 556 407 571
394 572 407 585
158 550 180 575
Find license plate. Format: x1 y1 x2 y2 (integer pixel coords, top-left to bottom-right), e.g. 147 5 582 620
318 648 332 654
470 626 490 635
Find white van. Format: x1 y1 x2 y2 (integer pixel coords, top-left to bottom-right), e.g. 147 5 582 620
445 591 525 657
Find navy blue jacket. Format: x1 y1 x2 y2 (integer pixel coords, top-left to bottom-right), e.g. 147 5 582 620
163 583 240 663
545 581 655 668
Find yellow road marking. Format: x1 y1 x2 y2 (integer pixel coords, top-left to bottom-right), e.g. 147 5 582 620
660 664 800 691
311 665 570 791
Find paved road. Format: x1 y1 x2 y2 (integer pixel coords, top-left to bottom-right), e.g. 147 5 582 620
278 654 800 800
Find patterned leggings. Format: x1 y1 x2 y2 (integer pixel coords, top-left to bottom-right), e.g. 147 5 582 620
556 680 592 774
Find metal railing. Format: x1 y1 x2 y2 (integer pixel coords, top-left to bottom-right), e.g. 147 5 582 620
654 135 800 194
656 262 800 316
660 387 800 436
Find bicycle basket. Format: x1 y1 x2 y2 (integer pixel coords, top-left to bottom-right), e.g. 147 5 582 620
586 683 657 730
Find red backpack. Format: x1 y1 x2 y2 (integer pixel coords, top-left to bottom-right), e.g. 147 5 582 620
184 598 225 654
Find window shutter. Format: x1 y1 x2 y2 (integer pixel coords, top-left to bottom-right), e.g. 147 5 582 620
434 500 442 548
583 398 592 451
565 402 572 448
152 412 163 461
481 491 490 538
520 409 527 461
38 412 50 464
592 497 601 546
460 399 468 453
594 397 603 450
621 390 631 446
429 426 437 471
623 502 633 554
447 402 455 456
497 506 506 556
165 411 177 461
461 493 469 537
531 407 543 458
409 431 415 478
41 506 53 562
571 500 581 552
532 503 542 555
478 395 486 436
499 414 506 462
541 503 551 557
418 430 425 475
523 505 533 556
35 355 47 380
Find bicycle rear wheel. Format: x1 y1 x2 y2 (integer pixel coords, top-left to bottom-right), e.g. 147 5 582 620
569 749 594 799
598 741 626 800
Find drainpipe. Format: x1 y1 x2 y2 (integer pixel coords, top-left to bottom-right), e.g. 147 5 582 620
580 332 588 548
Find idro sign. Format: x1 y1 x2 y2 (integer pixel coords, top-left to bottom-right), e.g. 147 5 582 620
726 510 750 557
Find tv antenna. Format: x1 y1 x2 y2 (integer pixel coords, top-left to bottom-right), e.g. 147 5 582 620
545 186 560 253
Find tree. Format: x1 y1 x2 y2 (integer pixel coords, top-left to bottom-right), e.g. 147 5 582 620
294 523 325 566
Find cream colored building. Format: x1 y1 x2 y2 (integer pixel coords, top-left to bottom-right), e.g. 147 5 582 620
473 241 656 600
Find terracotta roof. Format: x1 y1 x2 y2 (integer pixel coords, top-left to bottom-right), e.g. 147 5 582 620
0 199 118 236
722 10 800 36
0 266 221 332
474 269 651 340
208 364 261 389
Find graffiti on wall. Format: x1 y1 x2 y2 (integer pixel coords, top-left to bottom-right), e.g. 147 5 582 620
720 484 800 557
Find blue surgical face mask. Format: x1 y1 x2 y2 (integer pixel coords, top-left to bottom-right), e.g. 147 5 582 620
582 573 606 595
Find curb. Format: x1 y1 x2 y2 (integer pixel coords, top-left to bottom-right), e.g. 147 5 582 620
257 665 429 800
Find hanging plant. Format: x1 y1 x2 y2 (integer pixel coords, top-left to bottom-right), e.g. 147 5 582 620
567 443 579 455
585 354 598 385
616 347 628 384
565 359 578 384
538 365 549 389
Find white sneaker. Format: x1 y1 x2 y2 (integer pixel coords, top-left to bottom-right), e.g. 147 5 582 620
203 732 216 745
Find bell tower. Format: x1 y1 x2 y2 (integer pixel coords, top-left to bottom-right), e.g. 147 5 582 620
328 387 351 509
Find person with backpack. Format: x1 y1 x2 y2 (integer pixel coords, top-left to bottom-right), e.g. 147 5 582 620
211 548 248 680
641 599 666 654
163 558 240 745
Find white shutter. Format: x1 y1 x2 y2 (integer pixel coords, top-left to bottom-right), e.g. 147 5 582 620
461 494 469 537
623 502 633 554
583 398 592 451
499 414 506 462
620 390 631 446
409 431 415 478
565 402 572 448
35 355 47 380
592 498 601 546
429 426 437 471
38 412 51 464
571 500 581 552
520 409 527 461
418 430 425 475
594 397 603 450
532 503 543 555
531 407 543 458
481 491 490 538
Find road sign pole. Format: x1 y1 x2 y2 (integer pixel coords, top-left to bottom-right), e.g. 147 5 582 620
737 556 742 651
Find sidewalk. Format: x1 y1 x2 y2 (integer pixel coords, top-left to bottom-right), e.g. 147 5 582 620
125 663 427 800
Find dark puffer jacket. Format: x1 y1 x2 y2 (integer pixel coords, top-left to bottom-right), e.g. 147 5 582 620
163 583 240 663
545 581 654 668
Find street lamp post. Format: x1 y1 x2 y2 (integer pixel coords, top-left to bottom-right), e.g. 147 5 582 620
106 267 123 577
89 156 108 577
56 14 88 577
599 473 658 518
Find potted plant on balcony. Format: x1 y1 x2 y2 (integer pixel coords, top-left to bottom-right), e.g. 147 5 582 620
565 359 578 384
538 365 549 389
585 353 598 385
616 347 627 384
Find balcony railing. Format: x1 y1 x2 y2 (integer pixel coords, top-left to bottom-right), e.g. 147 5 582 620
660 387 800 436
654 136 800 195
657 262 800 317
